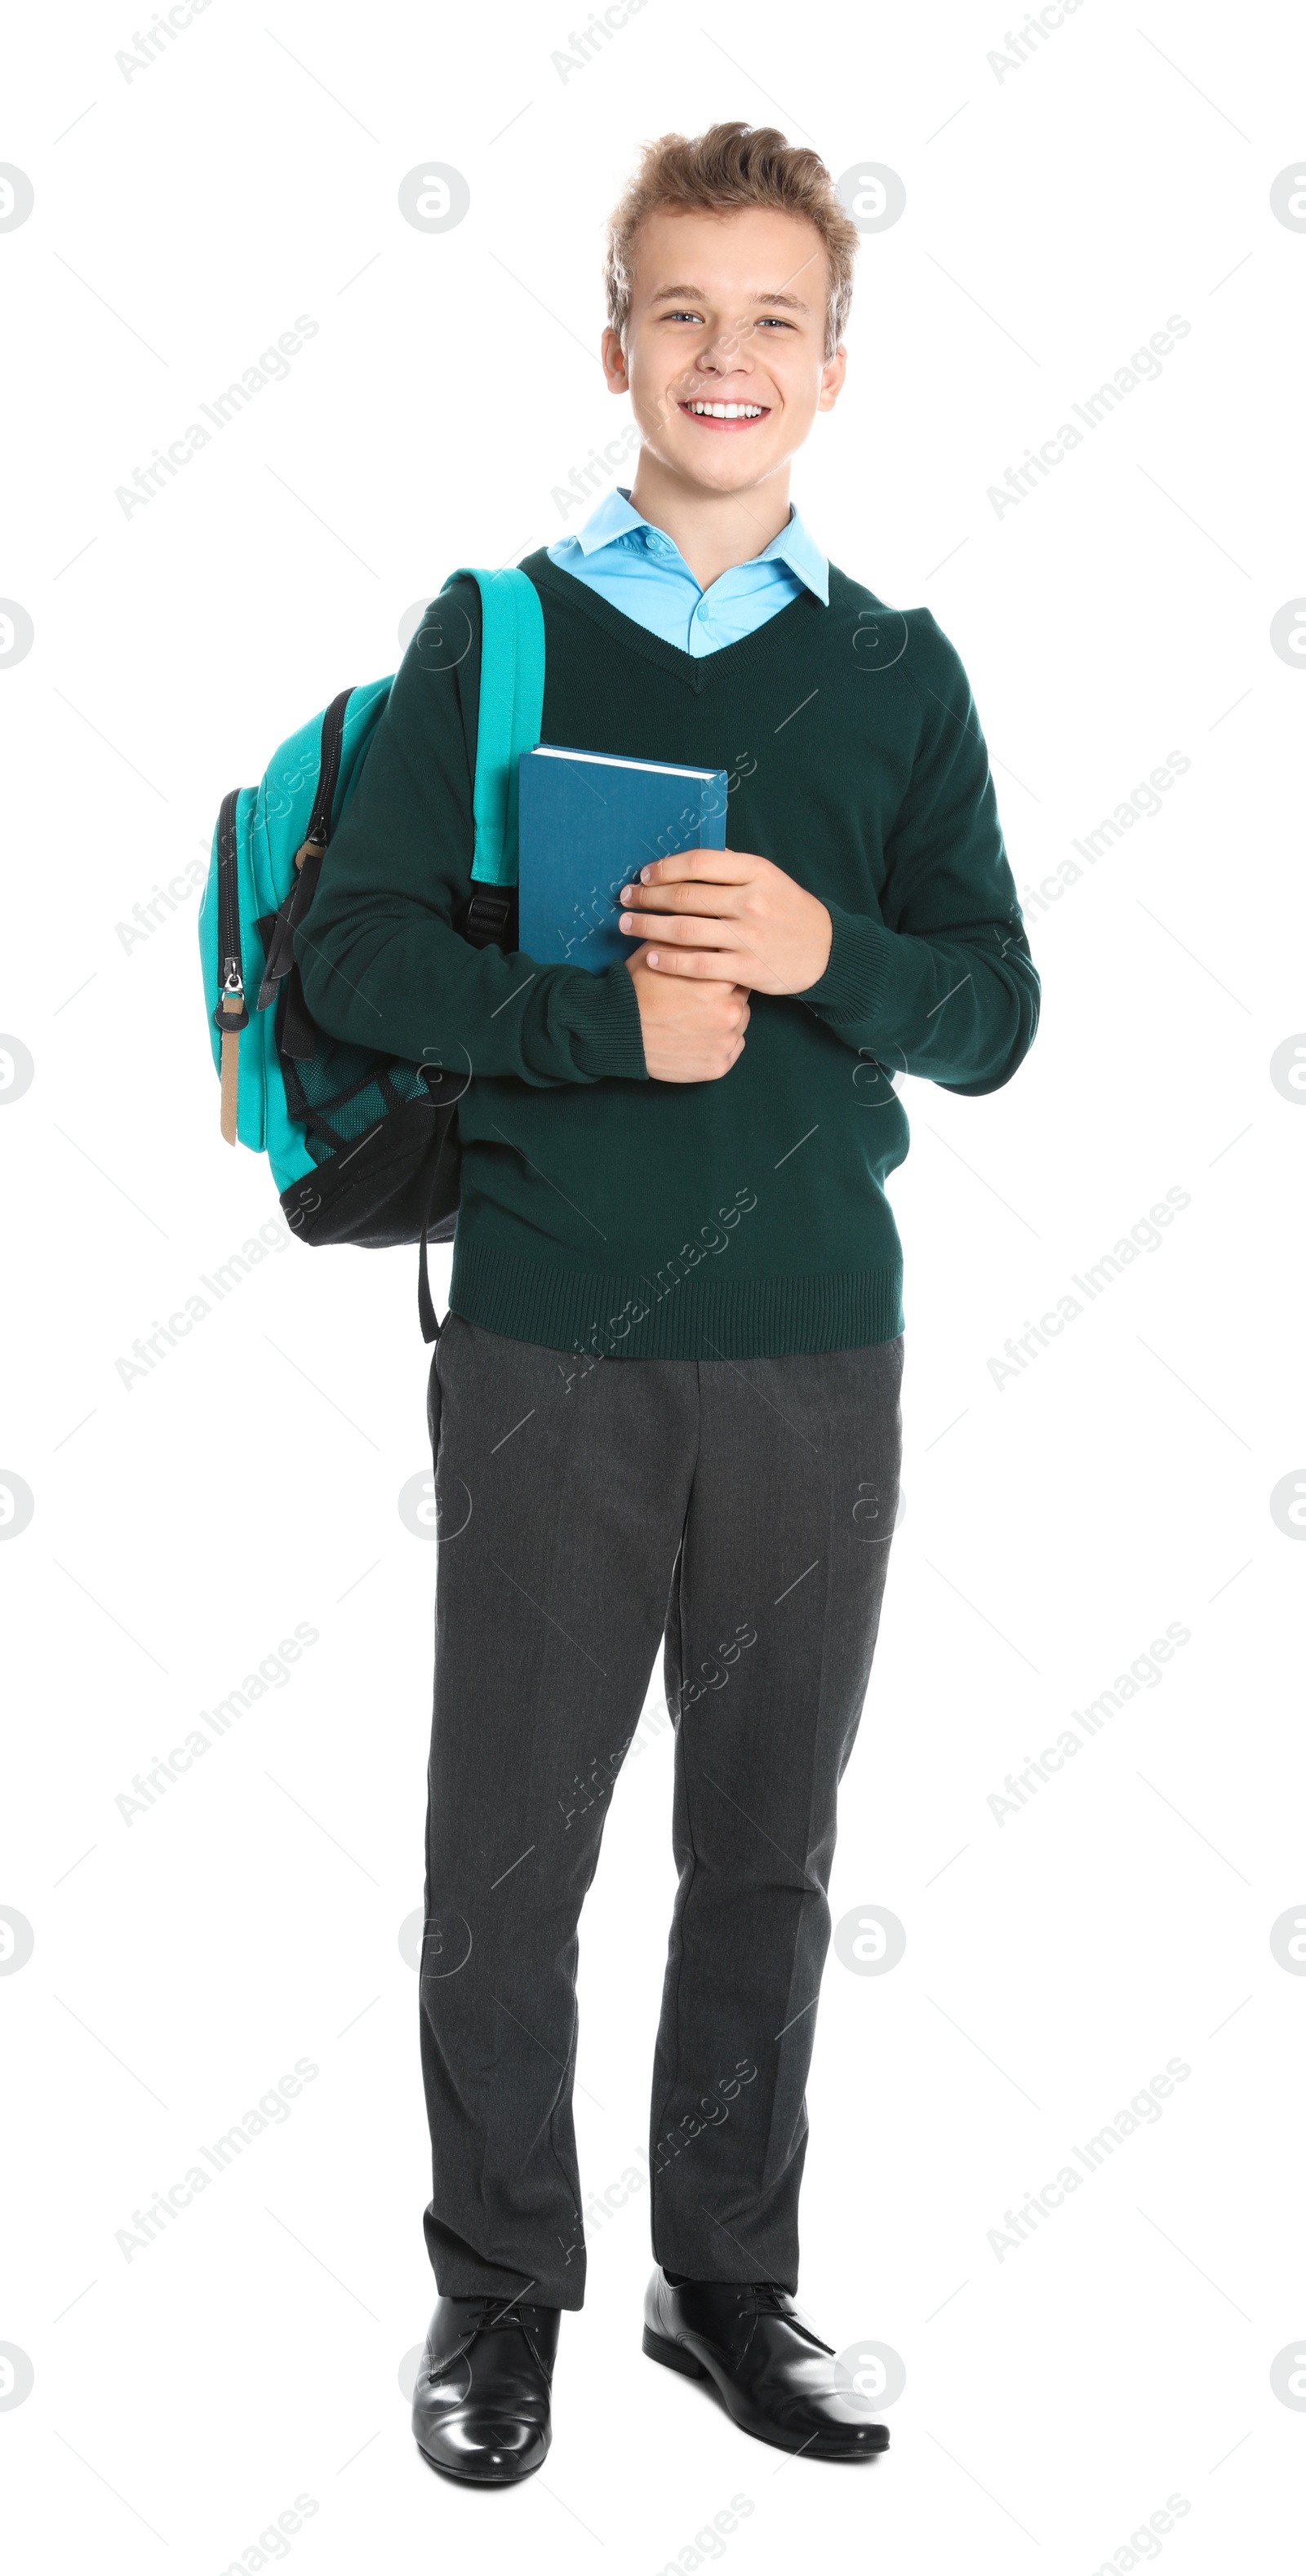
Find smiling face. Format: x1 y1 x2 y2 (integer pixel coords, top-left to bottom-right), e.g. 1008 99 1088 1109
601 203 846 501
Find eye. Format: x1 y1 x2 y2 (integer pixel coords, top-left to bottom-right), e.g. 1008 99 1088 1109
664 308 705 325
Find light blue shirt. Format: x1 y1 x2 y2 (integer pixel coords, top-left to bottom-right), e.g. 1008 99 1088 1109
546 484 828 657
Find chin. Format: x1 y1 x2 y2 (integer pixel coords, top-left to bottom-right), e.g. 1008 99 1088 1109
676 444 779 487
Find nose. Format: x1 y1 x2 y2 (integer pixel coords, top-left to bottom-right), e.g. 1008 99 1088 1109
682 329 754 392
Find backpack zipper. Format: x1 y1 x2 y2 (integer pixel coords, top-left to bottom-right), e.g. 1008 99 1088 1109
256 689 353 1011
304 687 351 848
213 785 248 1142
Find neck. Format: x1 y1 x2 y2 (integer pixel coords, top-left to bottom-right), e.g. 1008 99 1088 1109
626 452 793 589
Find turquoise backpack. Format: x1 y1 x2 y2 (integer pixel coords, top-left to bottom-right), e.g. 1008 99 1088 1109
198 565 545 1338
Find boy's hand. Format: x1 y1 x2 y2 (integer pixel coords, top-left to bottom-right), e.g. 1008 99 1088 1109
623 939 750 1082
618 850 833 995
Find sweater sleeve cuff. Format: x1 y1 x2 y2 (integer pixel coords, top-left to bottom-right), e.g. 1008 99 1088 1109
794 898 898 1033
567 955 650 1081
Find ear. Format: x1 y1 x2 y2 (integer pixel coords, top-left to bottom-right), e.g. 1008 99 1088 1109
601 326 630 394
816 342 847 413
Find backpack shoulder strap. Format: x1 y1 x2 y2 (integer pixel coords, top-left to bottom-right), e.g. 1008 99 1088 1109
441 565 545 887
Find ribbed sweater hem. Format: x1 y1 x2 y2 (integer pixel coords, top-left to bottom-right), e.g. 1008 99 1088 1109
447 1236 904 1359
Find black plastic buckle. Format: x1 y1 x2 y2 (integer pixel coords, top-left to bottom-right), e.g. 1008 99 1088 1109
462 885 513 949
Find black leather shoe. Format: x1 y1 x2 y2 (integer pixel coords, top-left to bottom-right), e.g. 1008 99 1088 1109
642 2270 889 2461
412 2293 560 2483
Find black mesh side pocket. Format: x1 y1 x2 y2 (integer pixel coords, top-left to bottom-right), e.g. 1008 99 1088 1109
274 981 462 1250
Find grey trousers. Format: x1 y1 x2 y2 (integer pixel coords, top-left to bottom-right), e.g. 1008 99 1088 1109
420 1311 904 2309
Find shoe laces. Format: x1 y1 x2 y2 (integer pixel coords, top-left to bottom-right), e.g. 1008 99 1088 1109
464 2294 531 2334
748 2281 793 2313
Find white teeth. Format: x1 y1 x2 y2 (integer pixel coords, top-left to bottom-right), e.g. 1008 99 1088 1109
686 400 764 418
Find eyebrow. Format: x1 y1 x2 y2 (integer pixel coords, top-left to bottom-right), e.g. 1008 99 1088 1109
647 284 812 313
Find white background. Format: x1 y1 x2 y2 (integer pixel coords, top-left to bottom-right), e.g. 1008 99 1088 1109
2 1 1304 2568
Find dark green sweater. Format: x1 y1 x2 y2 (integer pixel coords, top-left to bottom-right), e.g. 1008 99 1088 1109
296 551 1039 1360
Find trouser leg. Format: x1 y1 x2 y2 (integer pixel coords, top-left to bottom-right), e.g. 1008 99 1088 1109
648 1336 904 2286
420 1316 698 2310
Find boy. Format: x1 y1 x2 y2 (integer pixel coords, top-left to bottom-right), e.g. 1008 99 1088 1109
295 120 1039 2483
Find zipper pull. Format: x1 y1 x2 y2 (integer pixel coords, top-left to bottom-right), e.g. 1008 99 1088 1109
214 954 249 1145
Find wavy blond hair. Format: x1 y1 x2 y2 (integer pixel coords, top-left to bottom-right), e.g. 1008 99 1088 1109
604 121 859 363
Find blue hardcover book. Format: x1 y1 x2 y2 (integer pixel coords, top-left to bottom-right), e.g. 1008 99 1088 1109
516 742 729 972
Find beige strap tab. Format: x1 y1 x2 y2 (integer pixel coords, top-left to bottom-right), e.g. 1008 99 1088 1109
220 1026 240 1143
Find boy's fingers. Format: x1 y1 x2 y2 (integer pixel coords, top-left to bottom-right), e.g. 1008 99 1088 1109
620 910 736 947
635 849 752 885
619 889 740 925
646 946 753 979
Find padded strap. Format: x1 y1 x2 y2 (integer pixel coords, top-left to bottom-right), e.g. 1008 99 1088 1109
441 566 545 887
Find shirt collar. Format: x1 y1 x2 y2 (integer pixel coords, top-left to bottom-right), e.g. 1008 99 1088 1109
566 485 828 605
